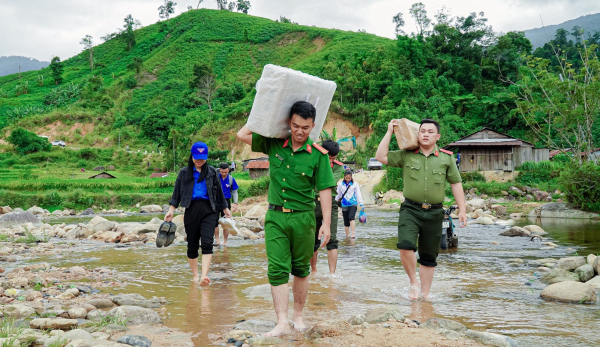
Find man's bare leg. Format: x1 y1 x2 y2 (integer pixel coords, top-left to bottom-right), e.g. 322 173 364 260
264 283 291 337
310 250 318 273
327 249 338 275
400 250 420 299
419 265 435 300
188 258 199 283
292 275 310 330
223 229 229 246
199 254 212 286
213 227 220 246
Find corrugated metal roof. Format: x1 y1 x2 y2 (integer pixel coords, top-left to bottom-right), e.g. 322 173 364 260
150 172 169 178
447 140 524 147
247 161 270 169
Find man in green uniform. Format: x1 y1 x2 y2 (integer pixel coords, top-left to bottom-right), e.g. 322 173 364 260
310 139 345 275
375 119 467 300
237 101 336 336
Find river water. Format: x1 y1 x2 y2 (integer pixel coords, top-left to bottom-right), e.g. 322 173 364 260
36 209 600 346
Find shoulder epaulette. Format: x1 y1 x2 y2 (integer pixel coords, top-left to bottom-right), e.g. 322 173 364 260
333 160 344 166
312 143 328 154
440 149 453 155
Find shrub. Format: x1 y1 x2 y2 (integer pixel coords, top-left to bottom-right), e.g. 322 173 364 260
559 163 600 213
8 127 51 154
248 176 270 196
460 171 486 182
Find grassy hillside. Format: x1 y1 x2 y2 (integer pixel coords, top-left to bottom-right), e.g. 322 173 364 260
524 13 600 49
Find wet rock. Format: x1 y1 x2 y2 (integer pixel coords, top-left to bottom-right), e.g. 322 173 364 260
421 317 467 331
116 335 152 347
111 293 161 308
499 227 530 237
108 305 161 325
68 307 88 319
87 299 114 309
364 306 404 323
523 225 547 235
244 206 266 219
307 319 352 338
585 276 600 289
226 329 254 341
246 337 283 345
557 257 586 271
82 208 95 215
2 304 35 318
541 268 580 284
233 319 276 333
540 281 597 304
0 212 42 228
347 314 365 325
139 205 162 213
466 330 518 347
475 216 494 225
30 318 78 330
574 264 595 282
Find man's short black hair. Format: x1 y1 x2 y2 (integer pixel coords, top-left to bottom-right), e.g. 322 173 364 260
219 163 230 170
289 101 316 122
321 139 340 156
420 119 440 133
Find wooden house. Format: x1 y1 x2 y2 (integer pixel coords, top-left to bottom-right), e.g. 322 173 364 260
246 160 270 179
443 128 549 172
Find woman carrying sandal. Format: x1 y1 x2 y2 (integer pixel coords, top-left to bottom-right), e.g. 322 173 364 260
335 170 364 238
164 142 231 286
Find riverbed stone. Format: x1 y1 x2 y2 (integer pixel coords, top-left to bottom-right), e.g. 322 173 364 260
421 317 467 332
574 264 595 282
86 299 114 309
244 205 267 220
557 257 586 271
540 281 597 304
593 257 600 275
93 221 116 233
0 212 42 228
364 306 404 323
111 293 161 308
541 268 580 284
226 329 254 341
116 335 152 347
475 216 494 225
466 199 486 210
108 306 161 325
2 304 35 318
30 318 78 330
499 226 530 237
139 205 162 213
68 307 88 319
585 276 600 289
523 225 547 235
233 319 276 333
135 224 159 235
466 330 518 347
307 320 352 339
64 329 93 342
587 254 597 267
246 337 283 345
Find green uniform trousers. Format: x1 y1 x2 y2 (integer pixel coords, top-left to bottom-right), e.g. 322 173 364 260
397 202 444 267
313 200 339 251
265 209 316 286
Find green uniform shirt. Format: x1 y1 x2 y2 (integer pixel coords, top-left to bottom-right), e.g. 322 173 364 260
252 133 336 211
387 146 461 204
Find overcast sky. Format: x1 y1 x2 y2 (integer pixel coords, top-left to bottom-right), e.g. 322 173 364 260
2 0 599 62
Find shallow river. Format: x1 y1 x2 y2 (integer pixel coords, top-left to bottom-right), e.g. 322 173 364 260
35 210 600 346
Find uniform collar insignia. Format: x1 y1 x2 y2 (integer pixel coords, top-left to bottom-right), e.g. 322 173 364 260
283 139 289 148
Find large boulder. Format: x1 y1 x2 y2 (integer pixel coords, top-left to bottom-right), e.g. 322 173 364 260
139 205 162 213
89 216 108 226
585 276 600 289
523 225 547 235
540 281 597 304
557 257 586 271
93 221 116 233
575 265 595 282
30 318 78 330
499 226 530 237
107 305 161 325
0 212 42 228
588 254 597 267
244 205 267 220
541 268 580 284
363 306 404 323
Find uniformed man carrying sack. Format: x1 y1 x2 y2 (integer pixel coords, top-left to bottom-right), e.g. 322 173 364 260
237 101 336 337
375 119 467 301
310 139 345 275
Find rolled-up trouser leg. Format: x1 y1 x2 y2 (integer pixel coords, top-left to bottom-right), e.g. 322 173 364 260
184 200 218 258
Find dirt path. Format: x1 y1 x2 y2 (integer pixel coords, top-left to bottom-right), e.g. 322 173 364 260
351 170 386 205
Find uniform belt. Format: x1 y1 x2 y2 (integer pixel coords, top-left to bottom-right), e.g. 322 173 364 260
404 198 443 209
268 204 297 213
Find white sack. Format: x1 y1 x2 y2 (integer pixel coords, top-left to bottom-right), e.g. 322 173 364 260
247 64 337 141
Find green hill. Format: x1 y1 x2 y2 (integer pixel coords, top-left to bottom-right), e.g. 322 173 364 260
524 13 600 49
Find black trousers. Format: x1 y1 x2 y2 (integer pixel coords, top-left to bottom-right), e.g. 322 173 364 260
342 205 358 227
184 200 219 258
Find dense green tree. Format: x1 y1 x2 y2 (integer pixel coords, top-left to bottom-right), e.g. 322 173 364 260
8 127 51 154
119 14 140 51
48 57 63 85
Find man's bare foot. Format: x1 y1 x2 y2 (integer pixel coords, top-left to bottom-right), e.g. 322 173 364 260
192 277 200 284
292 317 307 331
409 285 421 300
199 277 211 286
263 323 291 337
